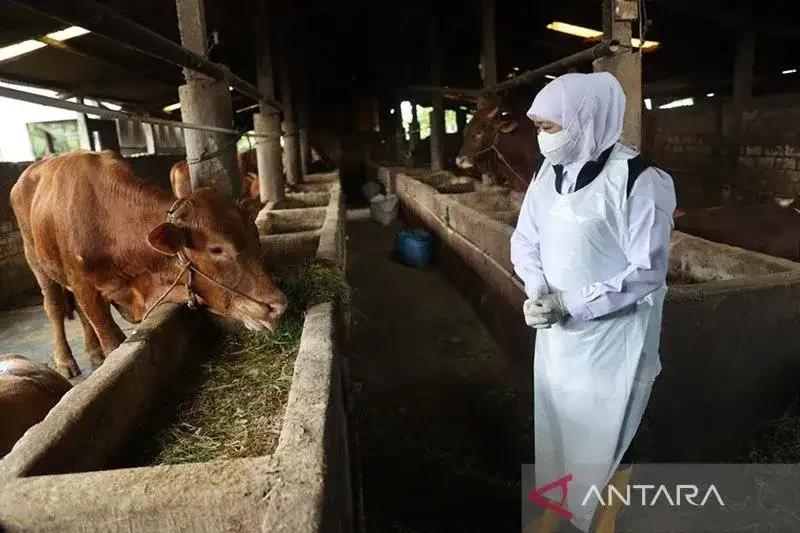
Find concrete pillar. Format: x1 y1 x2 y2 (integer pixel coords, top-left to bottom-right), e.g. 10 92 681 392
429 19 445 171
727 29 756 181
279 35 302 186
254 0 284 202
255 0 284 203
594 0 642 150
297 83 311 177
176 0 239 197
409 103 420 151
395 92 406 164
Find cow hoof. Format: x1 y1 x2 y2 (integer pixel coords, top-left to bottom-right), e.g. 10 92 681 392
56 360 81 379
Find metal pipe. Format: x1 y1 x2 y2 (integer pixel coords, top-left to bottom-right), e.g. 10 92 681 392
0 85 273 138
8 0 283 112
482 40 621 95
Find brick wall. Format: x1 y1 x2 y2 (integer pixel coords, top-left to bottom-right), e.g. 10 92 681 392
643 94 800 209
0 162 38 308
0 154 182 308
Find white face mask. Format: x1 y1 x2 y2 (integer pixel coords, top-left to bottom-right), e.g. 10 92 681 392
537 130 575 165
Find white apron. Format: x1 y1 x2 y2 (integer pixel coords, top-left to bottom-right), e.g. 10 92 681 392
531 144 666 532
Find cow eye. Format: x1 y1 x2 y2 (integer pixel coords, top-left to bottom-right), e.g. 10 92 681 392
209 246 225 255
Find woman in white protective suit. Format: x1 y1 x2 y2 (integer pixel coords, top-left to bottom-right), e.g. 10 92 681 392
510 72 676 533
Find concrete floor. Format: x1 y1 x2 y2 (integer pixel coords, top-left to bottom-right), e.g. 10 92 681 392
346 209 531 533
0 294 136 384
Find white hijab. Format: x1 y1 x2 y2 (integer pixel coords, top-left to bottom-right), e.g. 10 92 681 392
527 72 626 176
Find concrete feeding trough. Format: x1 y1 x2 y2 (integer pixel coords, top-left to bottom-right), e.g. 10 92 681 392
0 174 351 533
374 162 800 463
414 171 476 194
257 172 342 269
447 189 524 227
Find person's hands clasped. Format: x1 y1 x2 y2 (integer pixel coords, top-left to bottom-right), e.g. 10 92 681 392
523 288 567 329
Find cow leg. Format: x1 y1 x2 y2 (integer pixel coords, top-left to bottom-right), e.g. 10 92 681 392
40 278 80 379
21 242 79 378
71 286 127 356
76 306 105 367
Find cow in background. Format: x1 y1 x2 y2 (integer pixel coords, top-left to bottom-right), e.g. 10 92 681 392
1 354 72 456
456 106 541 193
12 151 287 377
169 150 263 201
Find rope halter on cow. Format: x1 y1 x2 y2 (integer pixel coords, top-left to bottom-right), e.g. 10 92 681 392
466 126 529 191
140 198 272 323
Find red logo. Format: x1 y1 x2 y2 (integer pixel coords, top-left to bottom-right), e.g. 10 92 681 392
528 474 573 519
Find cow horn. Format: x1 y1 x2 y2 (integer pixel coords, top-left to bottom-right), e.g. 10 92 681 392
167 198 189 223
486 107 499 120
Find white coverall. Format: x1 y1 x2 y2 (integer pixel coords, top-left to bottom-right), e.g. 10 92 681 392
510 72 676 532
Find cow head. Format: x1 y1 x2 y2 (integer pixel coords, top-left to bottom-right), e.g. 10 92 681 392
146 188 286 331
456 106 519 169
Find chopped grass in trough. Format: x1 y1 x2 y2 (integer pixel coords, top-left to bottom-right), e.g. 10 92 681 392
745 398 800 463
144 259 350 466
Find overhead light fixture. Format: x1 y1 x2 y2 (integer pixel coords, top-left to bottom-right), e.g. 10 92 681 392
782 69 797 75
547 21 659 50
390 108 395 114
644 98 652 110
229 86 234 91
706 92 715 97
47 26 90 41
659 97 694 109
163 102 181 112
545 74 556 80
513 67 520 72
0 26 90 63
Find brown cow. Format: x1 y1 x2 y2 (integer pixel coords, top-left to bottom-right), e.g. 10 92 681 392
456 106 542 193
674 203 800 261
0 354 72 456
11 151 287 378
169 152 262 201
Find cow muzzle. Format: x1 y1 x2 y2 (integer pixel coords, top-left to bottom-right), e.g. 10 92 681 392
235 291 287 332
455 155 473 169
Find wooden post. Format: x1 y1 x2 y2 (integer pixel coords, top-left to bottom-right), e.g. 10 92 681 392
727 29 756 186
594 0 642 150
176 0 239 197
429 18 445 171
254 0 284 204
479 0 499 109
279 33 302 185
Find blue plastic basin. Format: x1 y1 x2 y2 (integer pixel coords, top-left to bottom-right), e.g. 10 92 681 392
395 229 432 268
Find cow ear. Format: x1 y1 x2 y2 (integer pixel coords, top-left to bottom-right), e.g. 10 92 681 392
499 121 519 133
147 222 184 255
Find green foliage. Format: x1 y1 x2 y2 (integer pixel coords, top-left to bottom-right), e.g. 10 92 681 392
26 120 80 160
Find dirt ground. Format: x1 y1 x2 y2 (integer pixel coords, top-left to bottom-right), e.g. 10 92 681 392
346 209 531 533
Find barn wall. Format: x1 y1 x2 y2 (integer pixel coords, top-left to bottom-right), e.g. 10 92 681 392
643 94 800 209
0 154 181 307
0 162 38 308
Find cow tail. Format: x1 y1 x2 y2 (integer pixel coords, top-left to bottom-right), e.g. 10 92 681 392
64 288 76 321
